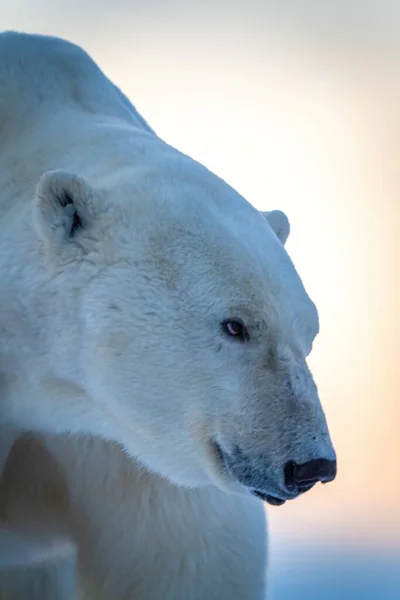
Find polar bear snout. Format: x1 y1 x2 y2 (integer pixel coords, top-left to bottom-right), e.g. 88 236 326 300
284 458 337 492
215 436 337 507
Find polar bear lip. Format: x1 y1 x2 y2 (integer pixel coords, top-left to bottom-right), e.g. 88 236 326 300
251 490 286 506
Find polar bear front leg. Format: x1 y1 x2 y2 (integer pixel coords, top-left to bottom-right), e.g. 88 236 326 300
77 474 268 600
130 485 268 600
1 434 268 600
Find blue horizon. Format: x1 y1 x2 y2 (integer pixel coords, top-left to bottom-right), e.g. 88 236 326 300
269 542 400 599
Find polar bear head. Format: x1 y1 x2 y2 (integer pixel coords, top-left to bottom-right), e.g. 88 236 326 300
29 146 336 506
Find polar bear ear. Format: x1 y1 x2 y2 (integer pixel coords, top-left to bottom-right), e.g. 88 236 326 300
34 170 92 248
262 210 290 245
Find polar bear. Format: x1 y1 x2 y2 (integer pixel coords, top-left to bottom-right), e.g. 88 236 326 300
0 32 336 599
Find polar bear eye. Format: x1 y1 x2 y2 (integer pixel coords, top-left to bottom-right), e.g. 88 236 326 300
222 319 249 342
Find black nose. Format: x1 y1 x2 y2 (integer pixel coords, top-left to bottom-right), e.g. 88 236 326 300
284 458 337 492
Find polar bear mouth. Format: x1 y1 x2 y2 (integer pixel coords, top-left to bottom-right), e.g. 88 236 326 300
213 441 289 507
251 490 287 506
250 480 317 505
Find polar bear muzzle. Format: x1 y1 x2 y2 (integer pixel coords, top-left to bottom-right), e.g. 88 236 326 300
215 443 337 506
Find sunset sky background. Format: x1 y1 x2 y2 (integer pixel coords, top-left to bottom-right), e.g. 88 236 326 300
2 1 399 597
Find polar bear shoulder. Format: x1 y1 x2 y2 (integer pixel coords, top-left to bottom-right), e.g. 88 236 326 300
0 30 153 143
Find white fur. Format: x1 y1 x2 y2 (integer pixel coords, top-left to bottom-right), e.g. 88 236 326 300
2 434 267 599
0 32 335 598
